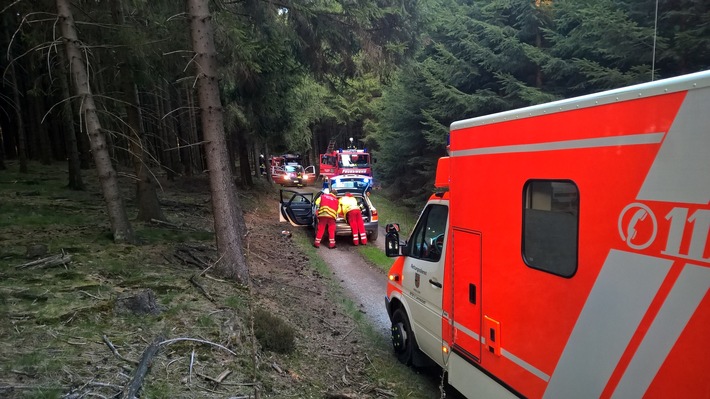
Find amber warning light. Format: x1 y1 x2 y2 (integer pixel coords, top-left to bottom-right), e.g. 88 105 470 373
388 274 400 282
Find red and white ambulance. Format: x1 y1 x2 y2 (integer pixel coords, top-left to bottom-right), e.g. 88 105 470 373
384 70 710 398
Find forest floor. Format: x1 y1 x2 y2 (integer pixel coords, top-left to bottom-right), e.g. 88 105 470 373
0 163 437 399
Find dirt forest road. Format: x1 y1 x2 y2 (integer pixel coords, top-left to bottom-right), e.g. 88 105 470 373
285 184 391 336
316 226 391 336
284 184 465 398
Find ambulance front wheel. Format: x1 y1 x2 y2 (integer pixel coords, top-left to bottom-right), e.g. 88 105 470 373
391 308 418 366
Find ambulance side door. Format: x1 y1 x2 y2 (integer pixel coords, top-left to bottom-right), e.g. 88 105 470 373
402 203 449 364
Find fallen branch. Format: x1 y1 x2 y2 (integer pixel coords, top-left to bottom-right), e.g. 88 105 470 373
121 336 163 399
341 327 356 341
197 369 233 384
189 349 196 384
173 251 205 268
87 381 123 390
189 275 215 302
251 252 269 263
317 317 339 333
173 244 215 269
271 363 283 374
203 274 229 284
373 387 396 397
102 335 139 365
15 253 72 269
159 337 237 356
150 218 181 229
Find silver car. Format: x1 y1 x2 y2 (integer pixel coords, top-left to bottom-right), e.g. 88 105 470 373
279 175 379 241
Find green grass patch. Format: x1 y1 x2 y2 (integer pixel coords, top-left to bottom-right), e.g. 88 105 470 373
358 243 394 273
136 227 214 243
143 381 172 399
224 294 246 309
253 307 295 354
17 387 63 399
196 313 217 328
370 190 419 237
0 203 94 228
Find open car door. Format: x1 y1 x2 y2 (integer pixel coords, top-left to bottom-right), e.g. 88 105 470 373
305 166 317 186
279 190 314 226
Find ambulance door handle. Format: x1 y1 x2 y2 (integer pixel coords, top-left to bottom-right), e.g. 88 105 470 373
469 284 476 304
428 279 442 288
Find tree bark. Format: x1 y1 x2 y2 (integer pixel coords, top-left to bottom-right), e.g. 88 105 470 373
56 47 85 190
161 82 179 181
187 0 249 284
56 0 135 244
9 62 27 173
186 86 202 173
175 84 192 176
237 130 252 186
110 0 165 222
125 79 165 222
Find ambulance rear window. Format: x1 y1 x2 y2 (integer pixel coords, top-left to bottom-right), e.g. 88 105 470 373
522 180 579 277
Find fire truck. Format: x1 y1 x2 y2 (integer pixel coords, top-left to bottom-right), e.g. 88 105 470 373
318 138 373 180
269 153 301 173
269 153 316 186
384 70 710 398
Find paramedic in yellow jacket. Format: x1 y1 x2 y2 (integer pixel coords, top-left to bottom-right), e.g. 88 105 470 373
338 192 367 245
314 188 338 248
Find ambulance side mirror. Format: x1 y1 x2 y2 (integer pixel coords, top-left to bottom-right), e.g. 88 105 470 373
385 223 402 257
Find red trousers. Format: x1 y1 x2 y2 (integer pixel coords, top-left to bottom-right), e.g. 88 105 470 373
315 216 336 248
346 210 367 245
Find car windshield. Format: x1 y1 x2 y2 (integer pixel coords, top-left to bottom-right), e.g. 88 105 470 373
285 165 303 173
339 153 370 167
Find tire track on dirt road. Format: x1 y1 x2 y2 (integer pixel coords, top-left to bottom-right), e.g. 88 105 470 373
314 233 391 337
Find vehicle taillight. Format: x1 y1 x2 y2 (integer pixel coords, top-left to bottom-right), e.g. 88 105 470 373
371 209 378 221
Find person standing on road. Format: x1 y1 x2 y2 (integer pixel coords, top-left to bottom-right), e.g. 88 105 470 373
314 188 338 249
338 192 367 245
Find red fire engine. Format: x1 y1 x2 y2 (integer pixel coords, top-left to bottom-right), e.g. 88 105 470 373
318 138 372 180
384 70 710 398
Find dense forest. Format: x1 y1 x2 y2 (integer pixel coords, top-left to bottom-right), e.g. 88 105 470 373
1 0 709 275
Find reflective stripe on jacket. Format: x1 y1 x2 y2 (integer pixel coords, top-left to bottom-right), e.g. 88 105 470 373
316 193 338 218
338 194 359 214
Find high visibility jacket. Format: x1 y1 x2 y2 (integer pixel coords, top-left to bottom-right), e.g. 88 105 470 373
316 193 338 218
338 194 359 215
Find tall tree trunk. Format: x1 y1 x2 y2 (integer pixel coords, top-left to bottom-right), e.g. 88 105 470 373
10 63 27 173
110 0 165 222
237 130 252 186
57 0 135 244
57 47 85 190
187 0 249 283
186 86 202 173
252 144 260 179
0 126 6 170
161 81 179 181
124 79 165 222
176 84 192 176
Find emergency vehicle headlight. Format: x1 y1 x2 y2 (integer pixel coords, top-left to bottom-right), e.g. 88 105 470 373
388 273 399 282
